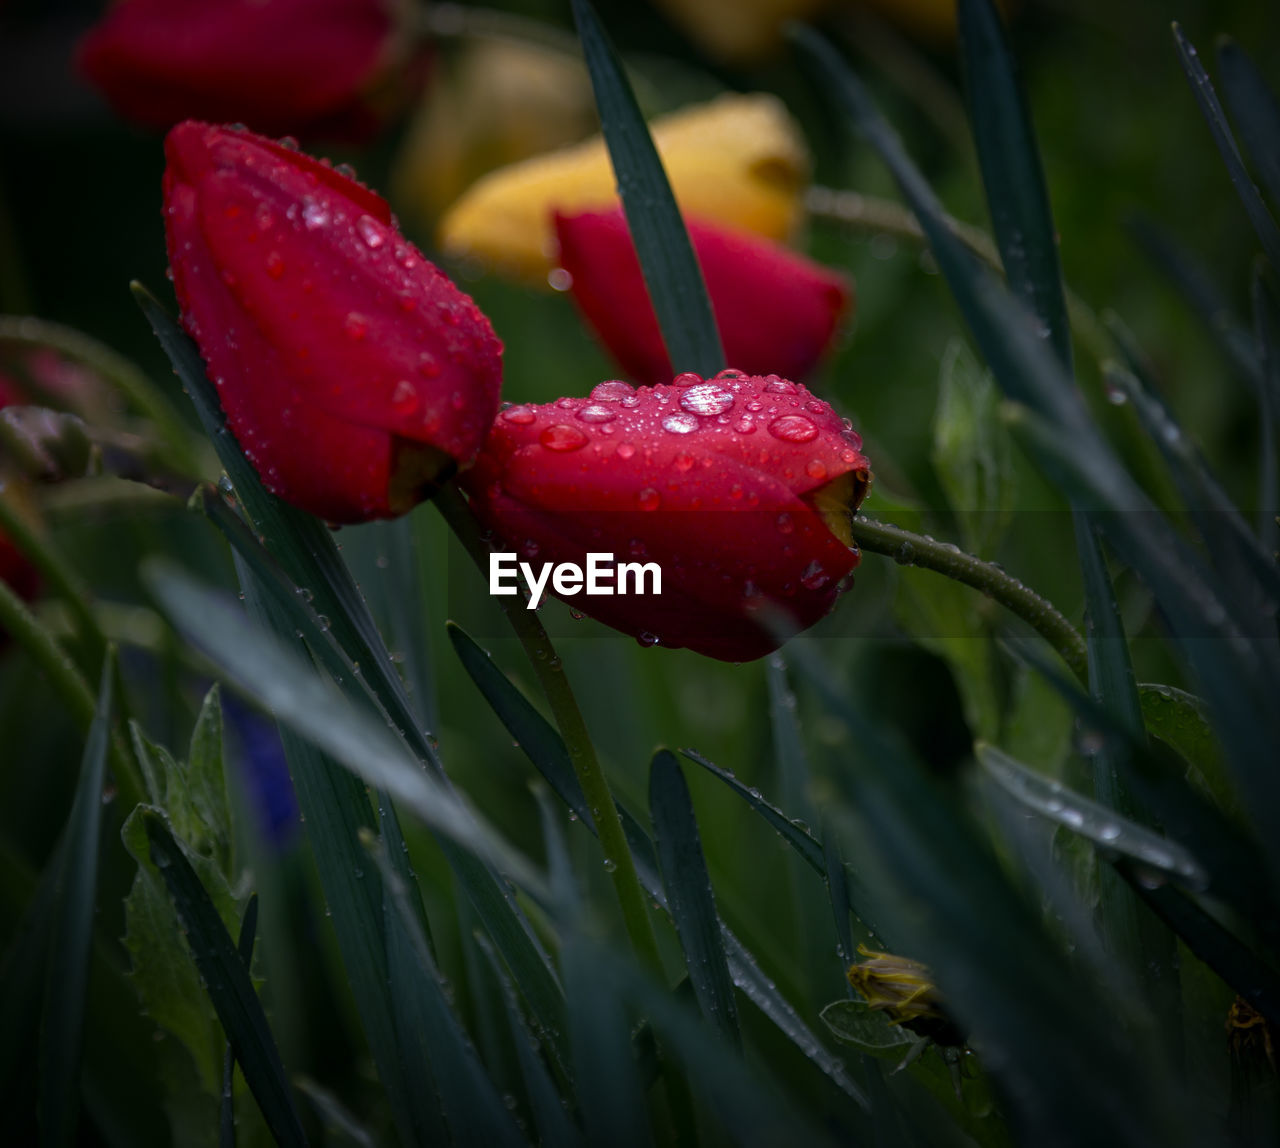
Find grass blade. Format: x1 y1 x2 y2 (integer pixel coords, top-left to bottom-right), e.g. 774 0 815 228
37 651 113 1148
649 750 741 1048
1218 38 1280 214
1173 24 1280 274
977 744 1205 886
144 812 307 1147
366 832 527 1148
957 0 1071 368
221 894 260 1148
568 0 724 376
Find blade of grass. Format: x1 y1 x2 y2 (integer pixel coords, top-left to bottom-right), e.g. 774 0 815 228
144 812 307 1147
37 651 114 1148
1252 268 1280 554
1173 23 1280 274
650 751 741 1048
221 894 260 1148
567 0 724 376
977 744 1205 886
364 830 527 1148
1218 38 1280 213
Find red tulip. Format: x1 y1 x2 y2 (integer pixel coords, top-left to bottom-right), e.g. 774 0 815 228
553 208 851 387
163 121 503 523
463 370 871 662
77 0 406 139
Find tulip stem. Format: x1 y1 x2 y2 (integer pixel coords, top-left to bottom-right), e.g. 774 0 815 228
433 480 665 973
850 514 1089 684
805 187 1115 369
0 579 145 811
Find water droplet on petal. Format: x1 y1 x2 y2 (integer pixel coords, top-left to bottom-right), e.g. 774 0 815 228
540 424 588 451
680 382 736 415
638 632 660 647
769 414 818 443
713 368 747 381
345 312 369 340
616 442 636 459
800 560 829 589
278 135 299 150
301 197 329 230
265 251 284 278
764 375 796 394
591 380 634 402
356 214 385 248
501 405 536 425
637 487 661 511
391 380 419 415
806 459 828 480
673 451 694 471
577 404 617 423
662 413 700 434
777 513 795 534
733 417 756 434
672 371 703 387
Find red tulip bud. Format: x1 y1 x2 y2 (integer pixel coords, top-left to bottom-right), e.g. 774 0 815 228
77 0 407 139
163 121 503 523
464 370 871 662
553 208 851 387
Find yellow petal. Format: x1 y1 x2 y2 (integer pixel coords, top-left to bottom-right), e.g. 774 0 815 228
650 0 833 63
437 92 811 287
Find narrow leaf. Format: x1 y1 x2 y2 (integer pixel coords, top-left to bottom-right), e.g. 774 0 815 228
38 652 114 1148
1218 38 1280 213
221 894 260 1148
568 0 724 375
144 812 307 1147
649 751 741 1047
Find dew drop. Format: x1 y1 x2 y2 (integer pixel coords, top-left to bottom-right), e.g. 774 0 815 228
713 368 747 381
672 371 703 387
501 405 536 425
301 197 329 230
662 412 700 434
591 379 633 402
391 380 419 416
800 560 829 590
637 487 661 511
344 312 369 340
680 381 736 415
603 858 619 871
769 414 818 443
418 351 441 378
577 404 617 423
356 214 385 248
673 451 695 471
764 375 796 394
616 442 636 459
540 424 588 451
806 459 828 480
265 250 284 278
776 512 794 534
638 632 660 647
733 417 756 434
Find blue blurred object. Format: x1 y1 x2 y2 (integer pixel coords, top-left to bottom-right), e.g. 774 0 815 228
221 690 299 849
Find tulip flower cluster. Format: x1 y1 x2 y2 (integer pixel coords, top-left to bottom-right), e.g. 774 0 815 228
162 122 870 661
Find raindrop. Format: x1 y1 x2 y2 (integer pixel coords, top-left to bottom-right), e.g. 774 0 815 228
637 487 661 511
278 135 299 150
776 513 794 535
672 371 703 387
713 368 746 381
264 251 285 278
638 632 660 647
679 382 736 415
418 351 441 378
539 424 588 451
800 561 829 590
764 376 796 394
806 459 828 480
501 405 536 425
673 452 695 472
591 379 634 402
391 380 419 416
769 414 818 443
356 215 385 248
616 442 636 459
733 417 756 434
662 413 700 434
301 197 329 230
577 404 617 423
603 858 618 872
345 312 369 340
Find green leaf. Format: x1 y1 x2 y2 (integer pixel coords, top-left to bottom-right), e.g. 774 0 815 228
143 812 308 1147
1173 24 1280 275
957 0 1071 369
366 831 527 1148
160 684 234 878
1218 38 1280 214
977 743 1206 886
1138 684 1230 805
649 750 741 1048
221 895 259 1148
820 1000 917 1054
568 0 724 376
932 339 1015 558
38 652 114 1148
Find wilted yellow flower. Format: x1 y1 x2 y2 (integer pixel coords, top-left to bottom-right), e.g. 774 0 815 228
847 945 965 1046
437 92 810 286
651 0 832 63
392 39 598 230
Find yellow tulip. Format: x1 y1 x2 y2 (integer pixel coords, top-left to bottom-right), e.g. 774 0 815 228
437 92 811 287
391 39 598 231
650 0 833 63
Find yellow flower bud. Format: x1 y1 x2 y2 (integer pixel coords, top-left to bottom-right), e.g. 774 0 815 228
437 92 810 287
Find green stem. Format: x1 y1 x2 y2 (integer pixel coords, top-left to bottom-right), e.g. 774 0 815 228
0 315 200 476
0 493 107 671
433 480 664 975
850 515 1088 684
806 186 1115 369
0 579 145 810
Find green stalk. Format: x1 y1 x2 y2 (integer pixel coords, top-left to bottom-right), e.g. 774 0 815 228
850 515 1088 683
433 480 664 975
0 578 144 810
